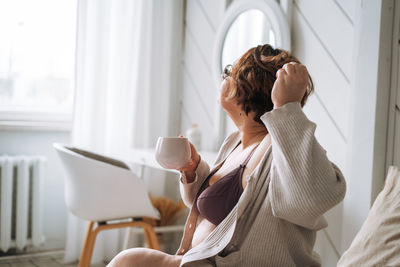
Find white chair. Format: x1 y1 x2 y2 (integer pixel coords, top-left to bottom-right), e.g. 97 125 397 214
53 143 160 267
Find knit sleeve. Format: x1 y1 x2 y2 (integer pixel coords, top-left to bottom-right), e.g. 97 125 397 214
179 159 210 208
260 102 346 230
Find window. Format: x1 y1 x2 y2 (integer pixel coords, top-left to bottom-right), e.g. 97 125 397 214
221 9 276 72
0 0 77 128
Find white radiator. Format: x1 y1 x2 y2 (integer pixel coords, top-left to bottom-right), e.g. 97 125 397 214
0 156 46 252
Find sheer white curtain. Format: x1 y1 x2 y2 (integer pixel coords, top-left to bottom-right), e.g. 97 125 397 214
63 0 183 264
64 0 153 263
71 0 153 154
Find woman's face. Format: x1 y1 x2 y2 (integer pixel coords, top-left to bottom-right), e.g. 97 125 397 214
218 78 231 107
219 77 241 118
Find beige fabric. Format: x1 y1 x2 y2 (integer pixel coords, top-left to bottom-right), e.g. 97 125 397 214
338 166 400 267
177 102 346 267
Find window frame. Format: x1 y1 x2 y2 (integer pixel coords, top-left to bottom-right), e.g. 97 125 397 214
0 0 77 131
0 110 73 131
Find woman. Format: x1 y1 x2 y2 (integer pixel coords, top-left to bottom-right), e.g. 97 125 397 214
108 44 346 266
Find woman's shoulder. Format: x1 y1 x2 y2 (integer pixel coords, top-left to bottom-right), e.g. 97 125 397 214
213 131 241 163
222 131 240 148
225 131 240 142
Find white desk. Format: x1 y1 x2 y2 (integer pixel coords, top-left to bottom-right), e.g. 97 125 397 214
111 148 217 173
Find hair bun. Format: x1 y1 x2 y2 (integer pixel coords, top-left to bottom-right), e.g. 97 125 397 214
260 55 268 62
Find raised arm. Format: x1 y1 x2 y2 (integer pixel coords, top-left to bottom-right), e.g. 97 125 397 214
262 62 346 229
261 102 346 229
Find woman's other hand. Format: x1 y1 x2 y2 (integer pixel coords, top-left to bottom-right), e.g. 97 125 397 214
177 141 200 183
271 62 309 109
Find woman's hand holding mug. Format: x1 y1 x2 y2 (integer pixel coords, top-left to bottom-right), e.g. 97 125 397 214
155 136 200 183
177 139 200 183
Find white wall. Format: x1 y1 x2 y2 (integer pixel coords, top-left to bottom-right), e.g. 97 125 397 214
0 130 70 252
341 0 395 256
291 0 357 265
179 0 227 151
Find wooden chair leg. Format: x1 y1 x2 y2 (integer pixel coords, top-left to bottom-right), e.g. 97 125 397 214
84 227 100 266
142 227 151 248
78 220 160 267
142 223 160 250
123 224 160 250
79 221 95 267
122 228 132 250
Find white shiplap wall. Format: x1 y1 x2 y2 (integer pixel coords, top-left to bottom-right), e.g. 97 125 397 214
292 0 357 265
180 0 357 265
180 0 226 151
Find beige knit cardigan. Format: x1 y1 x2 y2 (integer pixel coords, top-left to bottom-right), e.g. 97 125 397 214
177 102 346 267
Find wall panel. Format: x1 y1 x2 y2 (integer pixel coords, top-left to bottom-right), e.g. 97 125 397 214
295 0 354 78
195 0 220 31
292 7 350 141
314 230 341 266
180 0 224 150
185 0 217 68
183 32 216 109
291 0 356 263
182 70 215 143
335 0 357 23
303 95 347 170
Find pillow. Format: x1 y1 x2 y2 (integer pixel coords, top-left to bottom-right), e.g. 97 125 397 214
337 166 400 266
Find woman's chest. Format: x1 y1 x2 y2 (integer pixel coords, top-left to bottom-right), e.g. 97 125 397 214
209 144 268 187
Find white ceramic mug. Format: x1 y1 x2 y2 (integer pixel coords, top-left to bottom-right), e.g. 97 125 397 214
155 137 191 169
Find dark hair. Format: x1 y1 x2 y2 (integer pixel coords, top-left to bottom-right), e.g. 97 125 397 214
224 44 314 124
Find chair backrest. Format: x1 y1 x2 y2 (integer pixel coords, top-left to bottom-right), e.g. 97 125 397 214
53 143 159 222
